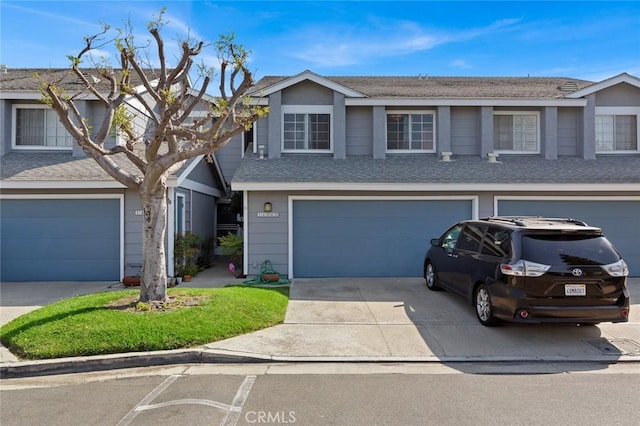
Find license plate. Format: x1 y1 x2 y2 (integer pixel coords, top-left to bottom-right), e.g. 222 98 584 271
565 284 586 296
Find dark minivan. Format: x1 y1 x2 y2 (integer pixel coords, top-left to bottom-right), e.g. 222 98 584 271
424 216 630 326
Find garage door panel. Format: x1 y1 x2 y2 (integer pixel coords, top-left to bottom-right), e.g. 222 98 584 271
1 199 120 281
293 199 472 277
498 200 640 276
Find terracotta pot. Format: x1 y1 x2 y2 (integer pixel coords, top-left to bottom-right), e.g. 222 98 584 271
122 276 141 286
261 273 280 282
183 275 191 282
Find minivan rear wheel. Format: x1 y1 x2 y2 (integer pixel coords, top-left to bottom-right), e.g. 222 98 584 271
425 262 441 291
475 284 497 326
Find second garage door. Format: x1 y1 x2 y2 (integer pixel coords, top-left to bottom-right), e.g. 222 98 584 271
498 199 640 276
292 199 474 277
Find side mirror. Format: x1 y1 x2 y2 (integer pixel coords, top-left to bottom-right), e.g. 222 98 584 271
430 238 440 246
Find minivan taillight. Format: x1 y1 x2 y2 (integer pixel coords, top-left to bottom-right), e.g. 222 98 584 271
601 259 629 277
501 260 551 277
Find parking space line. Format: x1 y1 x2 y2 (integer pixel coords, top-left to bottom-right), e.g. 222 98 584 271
221 375 257 426
136 398 234 412
117 374 180 426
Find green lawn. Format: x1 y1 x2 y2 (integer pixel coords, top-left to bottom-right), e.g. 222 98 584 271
0 286 288 360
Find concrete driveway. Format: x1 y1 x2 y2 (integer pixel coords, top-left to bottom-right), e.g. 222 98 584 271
2 272 639 366
208 277 640 362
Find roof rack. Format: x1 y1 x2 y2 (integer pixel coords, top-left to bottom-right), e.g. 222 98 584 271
480 216 589 227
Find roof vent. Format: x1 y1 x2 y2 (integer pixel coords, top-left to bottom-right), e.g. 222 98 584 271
558 81 578 91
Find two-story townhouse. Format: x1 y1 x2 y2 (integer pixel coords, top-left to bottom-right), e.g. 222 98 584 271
233 70 640 278
0 68 234 282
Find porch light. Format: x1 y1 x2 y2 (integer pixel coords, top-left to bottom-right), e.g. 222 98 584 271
263 202 273 213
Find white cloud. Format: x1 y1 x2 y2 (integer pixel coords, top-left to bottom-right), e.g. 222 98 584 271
286 17 522 68
450 59 473 69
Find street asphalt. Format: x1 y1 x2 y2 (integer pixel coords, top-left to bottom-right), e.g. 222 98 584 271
1 264 639 378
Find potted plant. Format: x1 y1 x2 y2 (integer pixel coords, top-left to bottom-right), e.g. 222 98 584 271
174 232 202 281
122 275 141 286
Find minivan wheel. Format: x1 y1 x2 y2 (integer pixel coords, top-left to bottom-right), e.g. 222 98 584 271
475 284 497 326
425 262 441 291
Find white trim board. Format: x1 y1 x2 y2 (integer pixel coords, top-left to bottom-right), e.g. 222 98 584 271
286 195 479 278
233 182 640 192
0 180 127 189
494 195 640 216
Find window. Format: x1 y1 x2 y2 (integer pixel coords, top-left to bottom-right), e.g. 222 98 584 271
482 227 512 258
441 224 464 250
596 115 638 152
493 112 539 153
282 106 332 152
12 105 73 150
457 225 484 252
386 112 435 151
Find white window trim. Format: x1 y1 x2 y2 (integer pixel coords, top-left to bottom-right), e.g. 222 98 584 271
594 106 640 154
281 105 333 153
493 111 541 154
11 104 73 151
385 110 437 153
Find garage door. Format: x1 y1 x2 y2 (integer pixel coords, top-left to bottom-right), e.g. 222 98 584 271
1 198 121 281
293 199 474 277
498 200 640 276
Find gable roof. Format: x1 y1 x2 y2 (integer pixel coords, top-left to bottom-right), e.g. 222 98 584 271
250 73 595 99
563 72 640 98
248 70 367 98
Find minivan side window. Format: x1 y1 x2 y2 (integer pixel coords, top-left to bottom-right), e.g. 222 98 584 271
441 224 464 250
482 227 512 258
457 225 484 252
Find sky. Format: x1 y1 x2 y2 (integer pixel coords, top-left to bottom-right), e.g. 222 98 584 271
1 1 639 83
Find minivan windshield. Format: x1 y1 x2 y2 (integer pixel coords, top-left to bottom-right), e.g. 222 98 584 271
522 234 620 266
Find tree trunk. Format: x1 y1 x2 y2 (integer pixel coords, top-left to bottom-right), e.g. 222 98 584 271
139 184 168 302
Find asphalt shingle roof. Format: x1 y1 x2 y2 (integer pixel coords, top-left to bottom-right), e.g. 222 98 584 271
232 153 640 185
250 75 596 99
0 151 196 183
0 68 163 92
0 152 136 182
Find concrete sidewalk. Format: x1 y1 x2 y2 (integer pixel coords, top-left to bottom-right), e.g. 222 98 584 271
1 267 639 377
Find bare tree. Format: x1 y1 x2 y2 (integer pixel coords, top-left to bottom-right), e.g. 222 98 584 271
40 10 267 303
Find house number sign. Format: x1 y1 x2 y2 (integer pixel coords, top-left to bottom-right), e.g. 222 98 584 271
257 212 279 218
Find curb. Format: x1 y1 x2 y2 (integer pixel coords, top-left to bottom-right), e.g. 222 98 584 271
2 348 639 379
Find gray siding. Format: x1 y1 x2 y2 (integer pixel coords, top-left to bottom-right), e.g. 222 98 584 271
281 80 333 105
215 134 243 184
557 107 579 156
124 189 143 276
451 107 478 155
245 192 290 276
255 116 269 154
187 158 215 186
191 191 217 243
346 107 373 156
595 83 640 106
541 106 558 159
